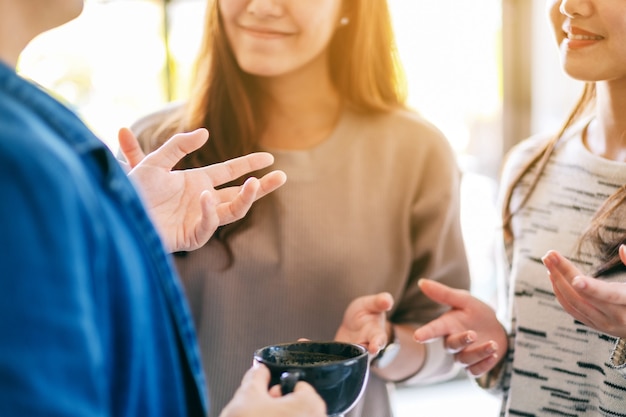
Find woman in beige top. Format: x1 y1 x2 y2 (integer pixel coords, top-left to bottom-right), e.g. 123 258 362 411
132 1 471 416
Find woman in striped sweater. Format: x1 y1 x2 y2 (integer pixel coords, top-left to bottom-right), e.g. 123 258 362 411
414 0 626 415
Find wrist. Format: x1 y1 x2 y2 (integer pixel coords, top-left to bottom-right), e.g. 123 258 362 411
372 322 400 369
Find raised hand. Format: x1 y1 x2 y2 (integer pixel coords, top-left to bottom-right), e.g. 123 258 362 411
413 279 507 377
543 247 626 338
219 364 326 417
118 127 287 253
334 292 394 356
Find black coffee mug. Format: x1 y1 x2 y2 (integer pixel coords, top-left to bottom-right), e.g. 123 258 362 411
254 341 369 417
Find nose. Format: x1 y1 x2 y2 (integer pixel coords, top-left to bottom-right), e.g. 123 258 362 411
246 0 283 18
559 0 592 18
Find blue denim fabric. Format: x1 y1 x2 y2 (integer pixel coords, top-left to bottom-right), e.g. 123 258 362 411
0 61 208 416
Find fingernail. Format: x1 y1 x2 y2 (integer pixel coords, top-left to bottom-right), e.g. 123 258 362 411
486 342 496 354
572 276 586 289
542 253 556 267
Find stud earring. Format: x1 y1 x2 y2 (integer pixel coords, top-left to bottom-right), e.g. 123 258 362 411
339 16 349 26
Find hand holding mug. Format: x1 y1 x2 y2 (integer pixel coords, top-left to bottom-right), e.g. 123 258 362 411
220 363 326 417
254 341 369 417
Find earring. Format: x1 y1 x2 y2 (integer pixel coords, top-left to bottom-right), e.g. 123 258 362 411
339 16 349 26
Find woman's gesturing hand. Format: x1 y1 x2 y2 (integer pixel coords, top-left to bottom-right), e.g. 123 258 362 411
543 247 626 338
413 279 507 377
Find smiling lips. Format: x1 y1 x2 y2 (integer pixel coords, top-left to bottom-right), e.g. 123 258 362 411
564 26 604 49
240 24 293 40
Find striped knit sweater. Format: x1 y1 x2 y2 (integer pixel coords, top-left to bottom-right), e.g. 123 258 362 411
491 118 626 416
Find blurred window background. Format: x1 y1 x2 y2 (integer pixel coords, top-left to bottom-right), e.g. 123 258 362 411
19 0 505 166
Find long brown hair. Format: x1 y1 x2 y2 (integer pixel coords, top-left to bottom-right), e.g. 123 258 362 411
502 82 626 276
149 0 408 246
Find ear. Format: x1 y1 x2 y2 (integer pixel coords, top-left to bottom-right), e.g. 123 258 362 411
340 0 353 23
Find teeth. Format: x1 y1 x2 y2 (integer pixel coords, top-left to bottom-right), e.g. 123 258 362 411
568 33 602 40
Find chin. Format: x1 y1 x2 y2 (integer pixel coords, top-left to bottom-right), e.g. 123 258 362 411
69 0 85 19
561 67 603 83
238 61 285 78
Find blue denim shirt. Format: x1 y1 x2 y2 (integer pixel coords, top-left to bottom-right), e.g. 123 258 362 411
0 61 208 416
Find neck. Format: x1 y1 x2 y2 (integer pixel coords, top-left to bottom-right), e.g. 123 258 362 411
585 81 626 162
257 55 342 150
0 11 29 68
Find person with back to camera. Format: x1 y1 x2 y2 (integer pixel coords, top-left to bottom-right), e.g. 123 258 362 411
130 0 472 416
0 0 386 415
414 0 626 415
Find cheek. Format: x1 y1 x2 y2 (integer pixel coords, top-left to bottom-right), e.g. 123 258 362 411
218 0 244 22
547 2 564 43
297 8 341 52
604 13 626 50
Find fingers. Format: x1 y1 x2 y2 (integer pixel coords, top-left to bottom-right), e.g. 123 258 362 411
268 384 282 398
413 315 458 343
544 251 605 328
453 339 497 366
216 177 261 225
418 279 471 309
550 278 587 323
465 351 501 378
542 250 580 283
413 280 476 343
192 190 220 247
118 127 146 169
288 382 327 416
292 381 318 396
355 293 393 351
243 363 271 388
543 250 599 310
143 128 210 170
445 333 500 377
205 152 277 187
358 292 394 314
256 170 288 199
570 277 626 304
444 330 476 353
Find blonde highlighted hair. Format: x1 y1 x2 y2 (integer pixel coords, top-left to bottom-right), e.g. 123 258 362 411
149 0 408 170
145 0 408 248
502 83 626 276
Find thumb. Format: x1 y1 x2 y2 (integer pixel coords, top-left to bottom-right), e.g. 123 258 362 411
367 292 394 314
118 127 146 169
243 363 271 388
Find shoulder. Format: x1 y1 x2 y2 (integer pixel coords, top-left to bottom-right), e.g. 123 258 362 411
500 130 562 186
365 108 449 141
503 132 553 174
348 107 455 159
502 117 588 179
342 107 461 189
0 120 81 209
131 101 186 152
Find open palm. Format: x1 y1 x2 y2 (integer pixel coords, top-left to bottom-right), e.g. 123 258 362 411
119 127 286 252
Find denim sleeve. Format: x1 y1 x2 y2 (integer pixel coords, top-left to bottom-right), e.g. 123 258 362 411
0 148 107 417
